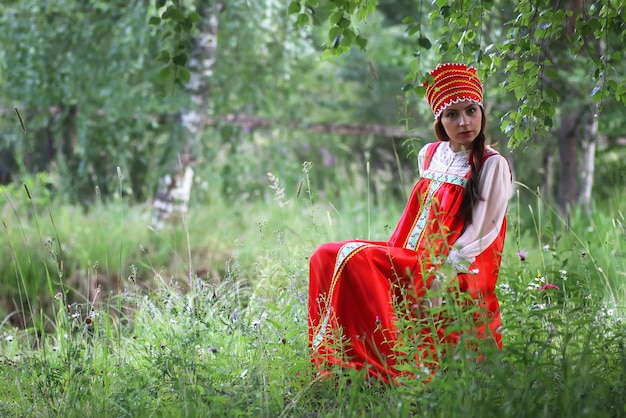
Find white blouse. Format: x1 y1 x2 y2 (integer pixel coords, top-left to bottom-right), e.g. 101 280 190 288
417 141 512 269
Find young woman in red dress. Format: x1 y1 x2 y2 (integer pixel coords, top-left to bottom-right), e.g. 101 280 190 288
308 63 512 382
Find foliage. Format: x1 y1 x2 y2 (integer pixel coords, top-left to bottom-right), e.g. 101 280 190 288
311 0 626 148
2 0 626 212
149 0 201 89
0 0 190 202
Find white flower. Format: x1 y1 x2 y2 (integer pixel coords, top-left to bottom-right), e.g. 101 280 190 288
542 244 550 251
498 283 511 293
4 334 13 342
527 275 546 290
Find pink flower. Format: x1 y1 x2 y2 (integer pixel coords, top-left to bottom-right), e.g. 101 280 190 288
538 283 560 292
517 250 528 262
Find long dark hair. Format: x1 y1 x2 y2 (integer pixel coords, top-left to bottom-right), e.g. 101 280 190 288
433 109 487 224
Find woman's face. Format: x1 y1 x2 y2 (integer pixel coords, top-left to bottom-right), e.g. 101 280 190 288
440 102 483 152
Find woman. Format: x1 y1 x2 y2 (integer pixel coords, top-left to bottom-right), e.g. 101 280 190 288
308 63 512 382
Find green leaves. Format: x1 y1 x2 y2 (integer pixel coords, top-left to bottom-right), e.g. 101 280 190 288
313 0 378 55
172 53 188 66
161 5 186 23
289 1 317 27
151 1 201 89
288 1 301 15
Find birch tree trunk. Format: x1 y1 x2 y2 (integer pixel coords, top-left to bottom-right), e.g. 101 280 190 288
579 112 598 215
578 35 604 215
152 3 223 230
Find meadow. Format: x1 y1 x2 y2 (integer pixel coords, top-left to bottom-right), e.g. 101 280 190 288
0 160 625 417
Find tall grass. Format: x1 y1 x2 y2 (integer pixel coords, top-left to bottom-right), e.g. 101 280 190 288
0 160 625 417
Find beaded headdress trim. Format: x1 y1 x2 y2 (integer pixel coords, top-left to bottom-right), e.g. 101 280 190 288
424 63 483 119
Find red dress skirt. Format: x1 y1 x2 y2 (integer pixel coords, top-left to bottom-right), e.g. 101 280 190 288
308 142 506 381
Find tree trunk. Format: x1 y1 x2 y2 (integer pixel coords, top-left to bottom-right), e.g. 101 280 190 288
556 110 581 215
579 112 598 214
577 35 604 215
152 3 223 230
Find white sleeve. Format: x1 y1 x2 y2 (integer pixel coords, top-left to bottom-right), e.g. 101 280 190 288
446 154 512 269
417 144 428 176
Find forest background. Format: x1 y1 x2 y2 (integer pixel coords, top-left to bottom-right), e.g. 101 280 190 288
0 0 626 416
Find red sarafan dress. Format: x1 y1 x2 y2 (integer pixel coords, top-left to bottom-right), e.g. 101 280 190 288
308 140 512 382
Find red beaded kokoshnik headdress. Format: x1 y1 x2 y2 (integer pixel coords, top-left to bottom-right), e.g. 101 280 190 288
425 63 483 119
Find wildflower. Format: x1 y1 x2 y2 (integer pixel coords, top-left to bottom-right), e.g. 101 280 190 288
527 273 545 290
538 283 560 292
4 334 13 342
542 244 550 251
497 283 511 293
516 250 527 262
267 172 290 207
320 147 335 166
527 281 541 290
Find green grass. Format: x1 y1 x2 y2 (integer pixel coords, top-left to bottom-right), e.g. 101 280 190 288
0 165 625 417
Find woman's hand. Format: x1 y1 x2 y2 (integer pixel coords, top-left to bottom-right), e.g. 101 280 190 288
425 263 457 308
